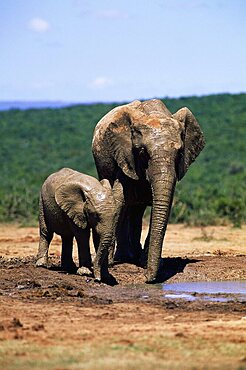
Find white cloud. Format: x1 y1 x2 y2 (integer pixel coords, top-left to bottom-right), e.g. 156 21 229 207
28 17 50 33
89 77 112 89
96 9 128 19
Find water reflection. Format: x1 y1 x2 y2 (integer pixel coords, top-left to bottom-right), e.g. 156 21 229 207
162 281 246 302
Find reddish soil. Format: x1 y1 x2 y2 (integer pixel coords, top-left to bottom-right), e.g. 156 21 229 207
0 224 245 369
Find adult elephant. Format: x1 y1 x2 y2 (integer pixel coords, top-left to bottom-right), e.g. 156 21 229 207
92 99 205 283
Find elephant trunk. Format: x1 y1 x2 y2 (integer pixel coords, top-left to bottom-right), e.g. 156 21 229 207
93 233 113 281
146 159 176 283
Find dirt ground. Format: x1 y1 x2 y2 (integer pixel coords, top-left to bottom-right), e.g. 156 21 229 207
0 223 245 369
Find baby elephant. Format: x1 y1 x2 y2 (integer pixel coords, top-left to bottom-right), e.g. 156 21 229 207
36 168 117 282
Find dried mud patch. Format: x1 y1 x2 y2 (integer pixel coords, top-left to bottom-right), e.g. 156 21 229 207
0 224 245 370
0 254 245 314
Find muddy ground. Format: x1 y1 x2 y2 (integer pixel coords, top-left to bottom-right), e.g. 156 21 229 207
0 224 245 369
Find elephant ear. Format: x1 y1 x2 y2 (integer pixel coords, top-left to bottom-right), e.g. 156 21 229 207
105 109 139 180
55 182 87 229
100 179 112 190
173 107 205 181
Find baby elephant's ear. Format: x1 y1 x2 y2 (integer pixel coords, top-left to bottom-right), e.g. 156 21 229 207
55 182 87 229
100 179 112 190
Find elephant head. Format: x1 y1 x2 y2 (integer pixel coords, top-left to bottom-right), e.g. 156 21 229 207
55 173 117 281
92 99 205 282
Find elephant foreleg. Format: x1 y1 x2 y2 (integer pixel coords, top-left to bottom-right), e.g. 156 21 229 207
114 204 146 264
75 228 93 276
61 235 77 272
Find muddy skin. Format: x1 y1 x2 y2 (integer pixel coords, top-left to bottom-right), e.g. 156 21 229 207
36 168 117 283
92 99 205 283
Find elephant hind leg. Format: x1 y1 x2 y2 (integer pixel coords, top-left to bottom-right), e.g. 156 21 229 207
61 235 77 273
36 197 53 267
36 232 53 267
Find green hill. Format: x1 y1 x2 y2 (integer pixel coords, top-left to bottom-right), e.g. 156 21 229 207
0 94 245 226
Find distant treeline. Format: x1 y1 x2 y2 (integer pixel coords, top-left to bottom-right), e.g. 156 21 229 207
0 93 245 226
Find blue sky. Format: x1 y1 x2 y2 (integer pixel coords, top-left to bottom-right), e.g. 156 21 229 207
1 0 245 102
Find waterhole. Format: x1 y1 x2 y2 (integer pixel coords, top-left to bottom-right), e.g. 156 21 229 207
162 281 246 302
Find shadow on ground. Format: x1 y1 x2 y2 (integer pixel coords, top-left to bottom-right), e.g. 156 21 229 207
155 257 200 283
48 256 200 285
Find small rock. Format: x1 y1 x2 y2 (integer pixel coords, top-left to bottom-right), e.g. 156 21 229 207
68 290 84 297
62 284 73 291
32 324 45 331
17 285 26 290
13 332 23 340
42 290 51 297
11 318 23 328
175 332 185 337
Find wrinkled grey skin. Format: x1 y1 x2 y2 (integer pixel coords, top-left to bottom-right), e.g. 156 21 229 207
92 99 205 283
36 168 117 282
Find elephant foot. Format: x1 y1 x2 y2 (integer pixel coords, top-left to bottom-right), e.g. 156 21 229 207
95 272 118 286
36 256 48 268
77 266 93 277
61 261 78 274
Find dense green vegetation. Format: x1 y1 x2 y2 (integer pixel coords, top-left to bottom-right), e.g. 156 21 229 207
0 93 245 226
